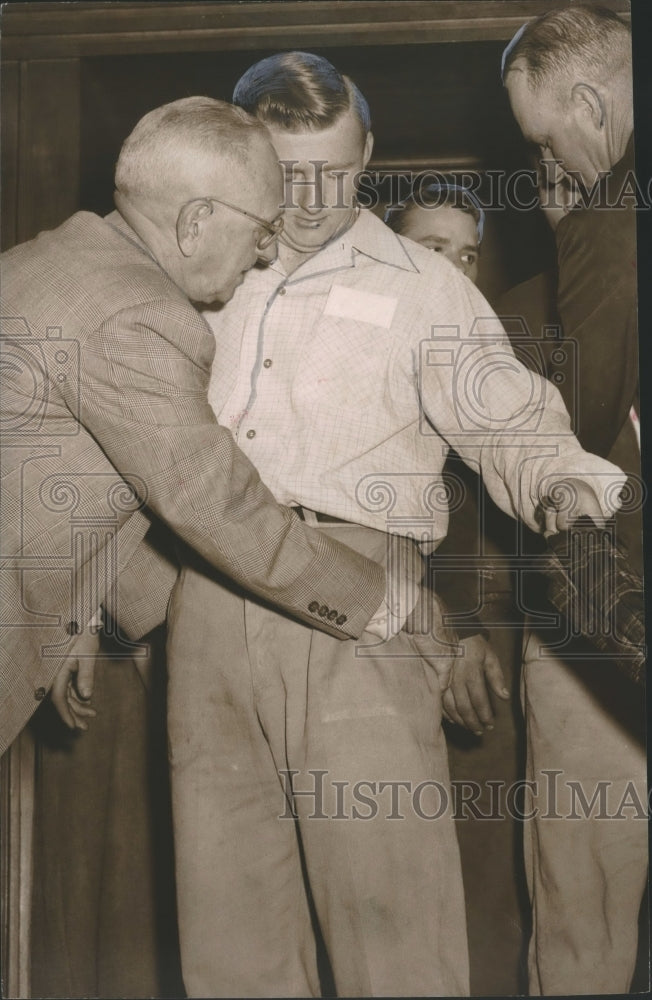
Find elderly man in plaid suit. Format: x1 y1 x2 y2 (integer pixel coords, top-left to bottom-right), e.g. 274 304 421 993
0 96 419 996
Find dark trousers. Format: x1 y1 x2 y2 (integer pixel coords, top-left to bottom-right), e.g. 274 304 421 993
446 588 529 996
30 629 183 999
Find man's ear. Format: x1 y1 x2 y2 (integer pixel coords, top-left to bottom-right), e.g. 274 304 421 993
176 199 212 258
362 130 374 169
571 83 605 130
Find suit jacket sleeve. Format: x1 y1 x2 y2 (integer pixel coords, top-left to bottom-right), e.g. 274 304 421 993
553 198 638 460
65 297 384 640
104 518 179 640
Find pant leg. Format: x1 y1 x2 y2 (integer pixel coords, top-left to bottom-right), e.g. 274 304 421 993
166 567 319 999
447 592 528 996
521 628 648 995
169 528 469 999
250 524 469 998
30 646 171 999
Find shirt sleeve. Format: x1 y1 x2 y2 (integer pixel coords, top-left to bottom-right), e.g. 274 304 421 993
415 268 626 532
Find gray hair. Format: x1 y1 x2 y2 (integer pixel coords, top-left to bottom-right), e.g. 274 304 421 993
115 96 269 203
501 4 631 92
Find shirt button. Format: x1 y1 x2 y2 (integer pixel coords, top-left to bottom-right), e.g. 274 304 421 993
263 358 273 369
327 610 338 621
278 287 287 296
34 687 46 701
308 601 319 613
318 605 329 617
246 429 256 439
336 614 347 626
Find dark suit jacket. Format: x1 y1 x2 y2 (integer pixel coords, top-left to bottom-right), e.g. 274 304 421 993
0 210 385 752
553 137 639 462
498 141 641 572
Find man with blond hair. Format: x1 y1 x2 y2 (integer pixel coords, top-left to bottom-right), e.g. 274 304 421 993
163 53 627 997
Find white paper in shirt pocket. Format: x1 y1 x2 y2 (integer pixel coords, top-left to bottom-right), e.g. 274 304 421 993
323 284 398 329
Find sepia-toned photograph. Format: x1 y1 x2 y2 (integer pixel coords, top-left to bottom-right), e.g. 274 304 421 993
1 1 650 996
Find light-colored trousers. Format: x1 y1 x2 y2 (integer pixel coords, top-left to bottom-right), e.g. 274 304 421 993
167 522 469 998
521 628 648 995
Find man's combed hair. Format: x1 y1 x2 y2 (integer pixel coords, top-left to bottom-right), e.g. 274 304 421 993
501 4 631 90
115 96 268 202
385 183 485 244
232 51 371 134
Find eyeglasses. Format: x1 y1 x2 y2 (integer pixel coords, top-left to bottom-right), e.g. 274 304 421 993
199 196 284 251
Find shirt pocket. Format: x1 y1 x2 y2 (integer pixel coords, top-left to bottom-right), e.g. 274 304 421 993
296 313 394 407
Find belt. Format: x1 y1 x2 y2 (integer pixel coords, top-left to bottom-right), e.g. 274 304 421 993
292 505 349 525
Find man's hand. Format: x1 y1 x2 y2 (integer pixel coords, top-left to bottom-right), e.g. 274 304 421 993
366 535 425 640
404 589 459 692
542 477 611 535
442 634 509 736
50 627 101 730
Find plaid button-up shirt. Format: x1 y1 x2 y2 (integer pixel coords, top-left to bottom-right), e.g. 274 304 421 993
205 210 624 547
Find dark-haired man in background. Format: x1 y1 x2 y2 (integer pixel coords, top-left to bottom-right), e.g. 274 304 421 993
386 186 527 996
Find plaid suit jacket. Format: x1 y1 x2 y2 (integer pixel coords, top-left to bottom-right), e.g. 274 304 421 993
0 211 384 753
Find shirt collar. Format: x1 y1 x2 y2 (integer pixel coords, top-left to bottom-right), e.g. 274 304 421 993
348 209 422 272
281 209 421 284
